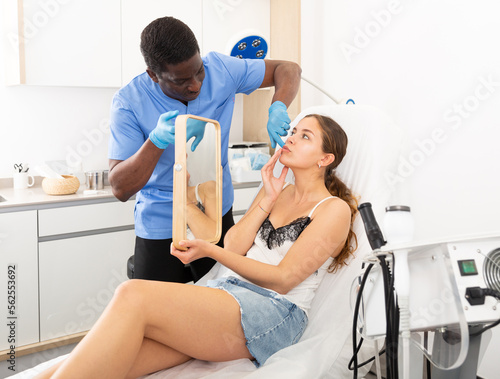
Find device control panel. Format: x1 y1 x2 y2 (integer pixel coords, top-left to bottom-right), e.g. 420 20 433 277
448 237 500 324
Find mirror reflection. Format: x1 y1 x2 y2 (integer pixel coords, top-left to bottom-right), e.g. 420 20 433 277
186 123 218 241
173 116 222 250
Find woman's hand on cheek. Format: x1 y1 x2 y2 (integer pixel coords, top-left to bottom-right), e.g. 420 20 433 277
261 149 289 203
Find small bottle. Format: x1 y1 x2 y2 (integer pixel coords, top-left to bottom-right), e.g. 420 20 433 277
383 205 414 245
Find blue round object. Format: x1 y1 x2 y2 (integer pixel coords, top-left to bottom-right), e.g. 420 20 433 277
230 35 268 59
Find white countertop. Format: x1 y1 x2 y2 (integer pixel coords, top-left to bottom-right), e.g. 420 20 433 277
0 177 259 212
0 178 118 211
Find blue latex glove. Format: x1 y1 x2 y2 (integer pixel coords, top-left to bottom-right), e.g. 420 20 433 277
186 118 207 152
149 110 179 149
267 101 291 148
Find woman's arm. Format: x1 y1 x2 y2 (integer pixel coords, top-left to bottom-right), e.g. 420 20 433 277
222 187 267 255
223 150 289 255
172 198 351 294
186 181 217 240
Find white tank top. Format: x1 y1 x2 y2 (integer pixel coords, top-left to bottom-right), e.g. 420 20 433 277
223 195 336 315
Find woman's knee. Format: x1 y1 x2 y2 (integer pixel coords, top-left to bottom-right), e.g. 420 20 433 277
114 279 148 309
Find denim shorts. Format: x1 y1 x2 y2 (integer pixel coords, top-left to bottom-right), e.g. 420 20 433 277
205 276 308 367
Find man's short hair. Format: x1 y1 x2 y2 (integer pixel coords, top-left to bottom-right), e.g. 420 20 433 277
140 16 200 75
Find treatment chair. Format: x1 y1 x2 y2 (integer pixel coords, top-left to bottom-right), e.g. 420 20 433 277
10 104 403 378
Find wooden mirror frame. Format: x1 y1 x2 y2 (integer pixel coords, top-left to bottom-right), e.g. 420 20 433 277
172 115 222 250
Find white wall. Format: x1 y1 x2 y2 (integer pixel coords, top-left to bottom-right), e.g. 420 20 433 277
0 84 116 178
301 1 500 377
301 0 500 241
0 13 116 178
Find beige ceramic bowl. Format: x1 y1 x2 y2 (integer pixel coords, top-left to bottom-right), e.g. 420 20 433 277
42 175 80 195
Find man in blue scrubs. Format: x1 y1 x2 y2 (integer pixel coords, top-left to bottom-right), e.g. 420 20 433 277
108 16 301 282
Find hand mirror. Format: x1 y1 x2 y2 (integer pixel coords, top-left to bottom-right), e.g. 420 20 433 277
172 115 222 250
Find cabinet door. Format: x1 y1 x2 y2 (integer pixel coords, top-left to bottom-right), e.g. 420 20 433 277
6 0 121 87
121 0 203 85
38 201 135 237
0 211 39 350
232 186 259 222
38 229 135 341
233 186 259 212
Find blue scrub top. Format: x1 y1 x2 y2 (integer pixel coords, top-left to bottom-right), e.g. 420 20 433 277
109 52 265 239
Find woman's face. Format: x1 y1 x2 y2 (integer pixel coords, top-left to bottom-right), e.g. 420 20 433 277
279 116 327 169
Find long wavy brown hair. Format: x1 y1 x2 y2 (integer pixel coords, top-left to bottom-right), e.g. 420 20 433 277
305 114 358 273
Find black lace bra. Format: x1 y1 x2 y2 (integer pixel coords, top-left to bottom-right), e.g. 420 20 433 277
258 216 312 250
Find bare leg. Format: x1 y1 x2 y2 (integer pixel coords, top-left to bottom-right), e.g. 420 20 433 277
41 280 251 379
34 359 64 379
35 338 191 379
125 337 191 379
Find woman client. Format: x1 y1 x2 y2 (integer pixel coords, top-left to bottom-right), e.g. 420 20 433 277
36 114 358 379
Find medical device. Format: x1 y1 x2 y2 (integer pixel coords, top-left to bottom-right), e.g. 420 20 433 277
227 31 269 60
352 203 500 379
227 31 356 108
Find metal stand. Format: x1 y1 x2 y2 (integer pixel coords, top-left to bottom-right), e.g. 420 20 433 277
430 326 483 379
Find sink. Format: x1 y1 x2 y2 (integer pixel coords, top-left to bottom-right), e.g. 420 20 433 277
0 195 7 202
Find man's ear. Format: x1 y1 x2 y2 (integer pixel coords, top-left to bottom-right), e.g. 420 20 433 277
146 68 159 83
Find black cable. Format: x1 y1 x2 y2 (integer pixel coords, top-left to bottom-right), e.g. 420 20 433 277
350 262 374 378
483 288 500 300
349 261 394 375
470 318 500 337
392 296 400 379
354 348 387 369
378 255 399 379
379 257 393 379
355 202 390 376
391 257 400 379
378 256 392 379
470 288 500 337
382 254 400 379
385 257 396 379
349 335 366 373
347 253 401 378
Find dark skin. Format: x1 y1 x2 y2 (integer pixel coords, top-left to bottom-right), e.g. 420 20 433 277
109 52 301 202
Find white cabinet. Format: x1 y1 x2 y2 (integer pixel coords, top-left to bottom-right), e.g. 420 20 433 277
39 229 135 341
120 0 203 85
0 199 135 354
233 185 259 212
38 201 136 236
37 201 135 341
0 211 39 350
4 0 121 87
233 184 259 222
3 0 270 87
